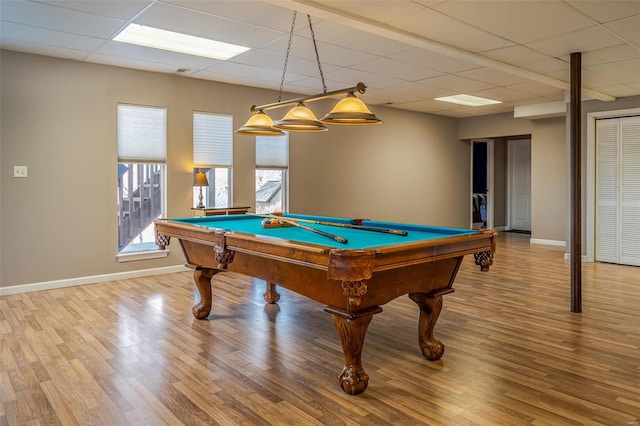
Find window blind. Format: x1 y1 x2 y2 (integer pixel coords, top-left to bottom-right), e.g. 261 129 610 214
256 134 289 168
117 104 167 162
193 112 233 167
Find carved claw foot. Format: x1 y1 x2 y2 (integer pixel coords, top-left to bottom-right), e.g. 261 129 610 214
192 302 211 319
338 366 369 395
263 282 281 304
419 338 445 361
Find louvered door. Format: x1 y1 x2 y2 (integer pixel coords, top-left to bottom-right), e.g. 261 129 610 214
595 115 640 266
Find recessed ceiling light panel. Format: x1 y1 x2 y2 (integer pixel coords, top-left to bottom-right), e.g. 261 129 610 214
114 24 250 60
434 94 502 107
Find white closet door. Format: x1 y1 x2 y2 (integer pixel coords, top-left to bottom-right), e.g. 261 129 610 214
596 115 640 266
620 116 640 266
595 119 619 263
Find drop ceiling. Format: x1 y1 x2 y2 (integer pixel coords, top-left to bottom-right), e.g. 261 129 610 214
1 0 639 118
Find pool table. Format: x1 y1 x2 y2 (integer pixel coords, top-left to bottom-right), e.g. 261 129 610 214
154 213 496 395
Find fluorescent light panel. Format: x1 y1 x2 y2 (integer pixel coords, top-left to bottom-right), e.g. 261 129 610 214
114 24 250 60
435 94 502 107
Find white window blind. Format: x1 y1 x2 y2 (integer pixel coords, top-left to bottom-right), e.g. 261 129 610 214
117 104 167 162
256 134 289 168
194 112 233 166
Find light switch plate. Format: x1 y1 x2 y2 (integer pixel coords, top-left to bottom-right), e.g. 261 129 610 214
14 166 28 178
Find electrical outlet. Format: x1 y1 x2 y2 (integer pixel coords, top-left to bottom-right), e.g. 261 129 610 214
14 166 28 178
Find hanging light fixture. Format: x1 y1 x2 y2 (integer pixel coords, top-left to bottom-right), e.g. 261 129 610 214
236 110 285 136
274 102 327 132
236 11 382 136
321 90 382 125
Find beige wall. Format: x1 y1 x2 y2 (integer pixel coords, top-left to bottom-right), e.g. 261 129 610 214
1 50 471 289
289 105 466 226
459 113 568 243
530 118 568 241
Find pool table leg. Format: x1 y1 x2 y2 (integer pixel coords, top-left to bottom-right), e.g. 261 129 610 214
192 267 217 319
409 289 454 361
325 306 382 395
263 282 281 304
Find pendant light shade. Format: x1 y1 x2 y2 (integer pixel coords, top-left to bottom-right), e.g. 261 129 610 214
321 93 382 125
273 102 328 132
236 110 285 136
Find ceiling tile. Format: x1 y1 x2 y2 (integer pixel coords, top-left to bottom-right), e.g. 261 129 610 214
390 98 451 112
469 87 538 103
207 61 308 84
35 0 152 20
229 48 340 77
419 74 494 93
577 44 640 67
565 0 640 24
260 35 378 67
547 68 619 88
604 15 640 46
95 40 222 69
507 81 566 99
390 8 514 52
389 81 457 98
312 0 427 23
595 84 640 98
350 57 443 81
587 59 640 84
284 77 349 95
0 0 125 38
482 45 570 73
134 2 286 48
526 26 624 58
432 0 595 44
457 67 531 87
0 21 105 52
325 67 405 89
87 52 188 74
307 20 415 56
162 0 308 33
388 48 481 73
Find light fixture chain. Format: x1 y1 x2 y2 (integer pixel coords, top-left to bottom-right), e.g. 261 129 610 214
279 10 297 103
307 14 327 94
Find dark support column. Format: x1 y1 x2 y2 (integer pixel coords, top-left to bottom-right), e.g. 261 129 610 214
570 52 582 313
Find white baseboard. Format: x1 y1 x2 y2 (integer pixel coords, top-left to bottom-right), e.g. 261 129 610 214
530 238 566 247
0 265 189 296
494 226 507 231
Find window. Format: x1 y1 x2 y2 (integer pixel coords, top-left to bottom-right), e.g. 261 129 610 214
193 112 233 208
256 133 289 214
117 104 167 258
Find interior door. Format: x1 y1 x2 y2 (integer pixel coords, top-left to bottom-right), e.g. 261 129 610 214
509 139 531 232
596 115 640 266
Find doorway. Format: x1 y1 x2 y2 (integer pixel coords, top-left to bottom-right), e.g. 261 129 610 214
508 138 532 233
471 140 493 230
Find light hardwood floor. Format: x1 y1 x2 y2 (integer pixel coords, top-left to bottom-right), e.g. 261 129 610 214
1 233 639 425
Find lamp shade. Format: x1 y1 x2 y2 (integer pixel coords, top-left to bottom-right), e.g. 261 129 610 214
193 172 209 187
273 102 328 132
236 110 285 136
321 93 382 125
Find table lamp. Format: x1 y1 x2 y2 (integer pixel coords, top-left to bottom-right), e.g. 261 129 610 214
193 172 209 208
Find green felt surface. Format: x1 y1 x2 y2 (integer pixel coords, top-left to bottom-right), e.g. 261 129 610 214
170 213 476 250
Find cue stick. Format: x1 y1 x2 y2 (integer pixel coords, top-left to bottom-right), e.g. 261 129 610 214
255 214 348 244
294 217 408 236
255 213 408 236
